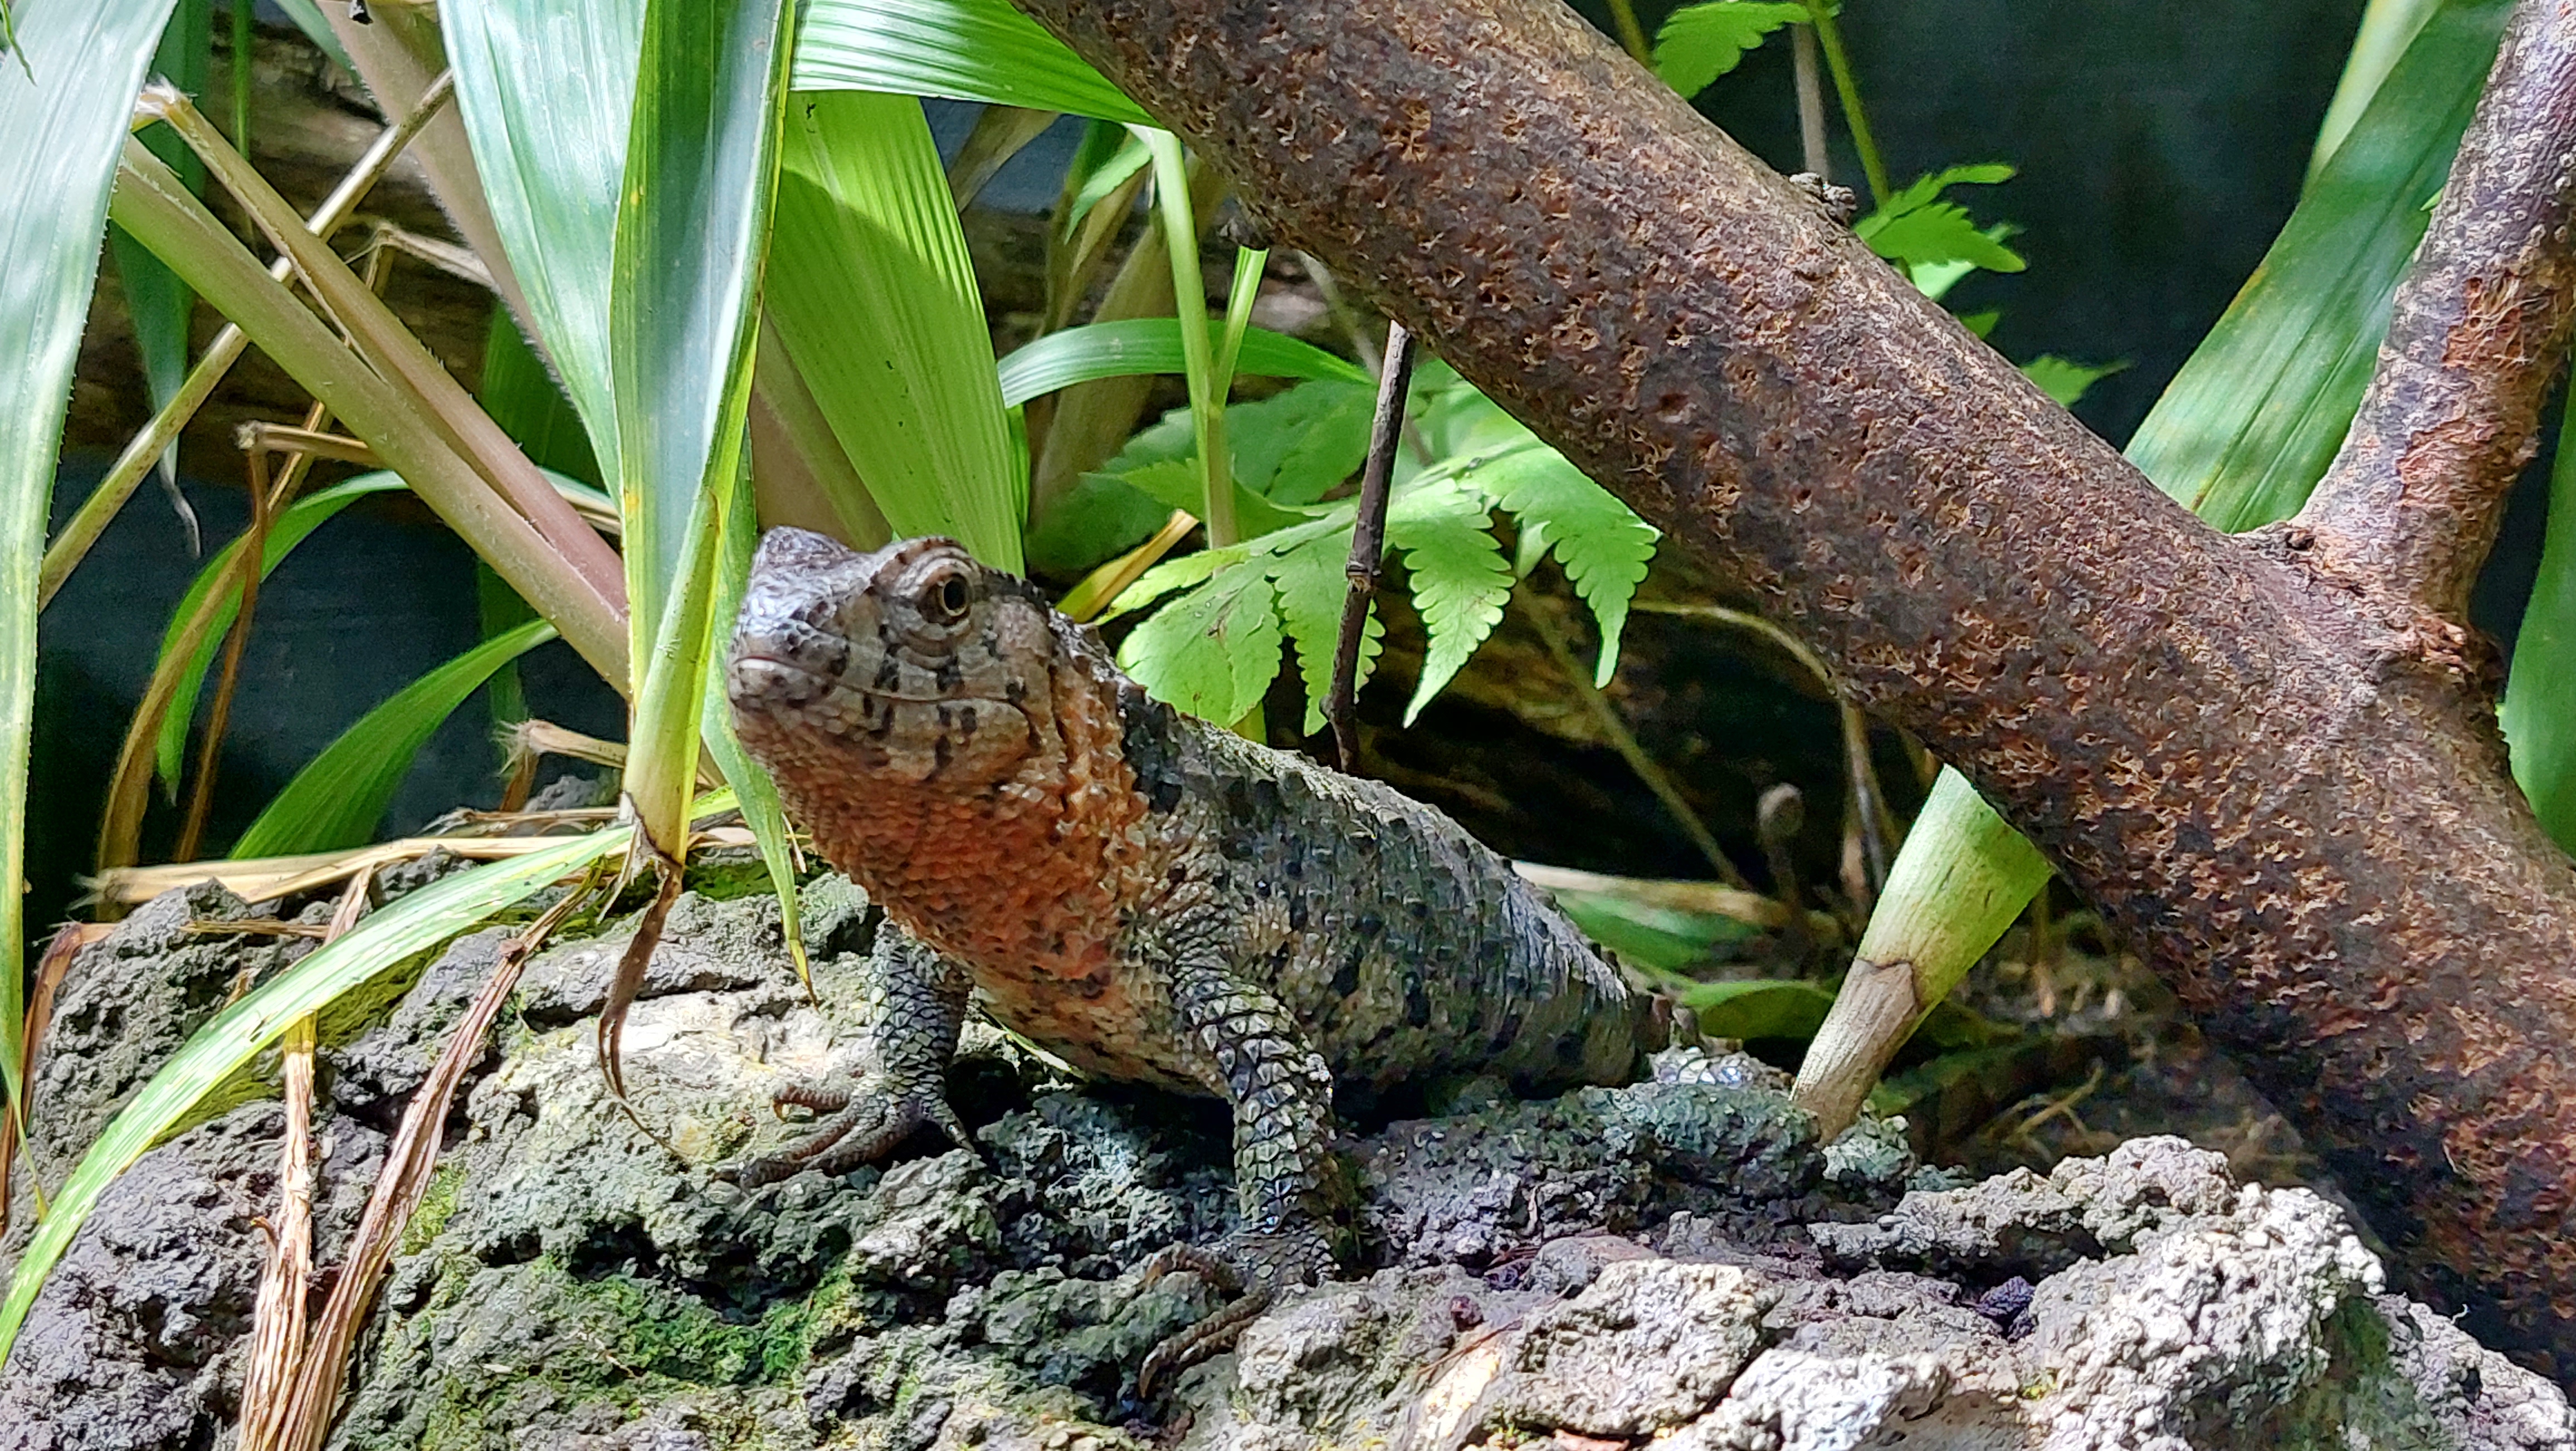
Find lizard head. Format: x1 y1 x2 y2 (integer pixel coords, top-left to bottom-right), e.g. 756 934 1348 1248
728 530 1066 791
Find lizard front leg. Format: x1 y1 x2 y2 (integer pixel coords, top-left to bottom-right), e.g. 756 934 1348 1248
724 924 976 1189
1136 919 1343 1393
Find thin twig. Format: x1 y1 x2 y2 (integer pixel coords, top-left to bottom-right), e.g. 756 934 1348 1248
1792 24 1829 179
0 924 95 1232
1602 0 1653 65
1328 322 1416 769
1523 591 1755 889
1798 0 1889 203
1755 783 1815 966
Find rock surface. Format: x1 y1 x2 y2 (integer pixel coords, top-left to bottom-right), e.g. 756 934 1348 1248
3 880 2569 1450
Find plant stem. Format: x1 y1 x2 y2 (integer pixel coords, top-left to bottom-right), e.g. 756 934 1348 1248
230 0 252 152
1328 322 1414 769
1801 1 1889 203
1603 0 1653 65
1793 24 1829 178
143 86 625 616
1213 245 1269 391
1141 129 1238 547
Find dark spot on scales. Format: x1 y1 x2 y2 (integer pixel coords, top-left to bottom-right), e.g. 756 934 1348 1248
933 735 953 772
1404 973 1432 1027
935 655 964 691
873 656 902 692
1289 898 1309 932
1119 685 1187 812
1331 943 1364 996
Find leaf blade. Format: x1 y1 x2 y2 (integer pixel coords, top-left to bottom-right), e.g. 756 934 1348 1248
230 619 559 858
0 0 188 1124
792 0 1149 123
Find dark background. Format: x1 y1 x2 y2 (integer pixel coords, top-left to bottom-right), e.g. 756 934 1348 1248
42 0 2475 927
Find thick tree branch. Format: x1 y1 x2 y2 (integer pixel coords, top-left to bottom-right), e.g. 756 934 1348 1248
1013 0 2576 1368
2299 1 2576 624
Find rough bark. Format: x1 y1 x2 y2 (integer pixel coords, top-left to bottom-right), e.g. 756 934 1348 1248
2300 6 2576 623
1006 0 2576 1370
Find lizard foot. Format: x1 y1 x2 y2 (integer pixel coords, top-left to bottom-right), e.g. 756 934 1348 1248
717 1075 974 1190
1134 1225 1335 1398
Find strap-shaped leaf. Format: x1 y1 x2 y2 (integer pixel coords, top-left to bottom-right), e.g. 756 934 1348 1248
230 619 559 859
794 0 1149 123
0 0 187 1124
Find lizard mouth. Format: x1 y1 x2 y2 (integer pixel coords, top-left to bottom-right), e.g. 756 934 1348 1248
730 651 1021 708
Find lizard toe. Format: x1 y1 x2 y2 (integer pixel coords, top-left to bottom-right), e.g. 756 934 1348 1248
718 1075 971 1188
1134 1220 1336 1398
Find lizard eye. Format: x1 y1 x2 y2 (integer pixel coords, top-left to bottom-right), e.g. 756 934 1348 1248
919 569 971 625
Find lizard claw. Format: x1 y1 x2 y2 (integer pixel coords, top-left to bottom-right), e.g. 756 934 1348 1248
1134 1223 1335 1399
716 1074 975 1190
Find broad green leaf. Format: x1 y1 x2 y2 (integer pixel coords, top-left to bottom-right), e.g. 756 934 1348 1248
2313 0 2445 177
1106 540 1252 619
768 90 1023 571
1855 165 2026 277
1023 471 1173 577
0 821 642 1372
1907 223 2018 303
1096 457 1299 539
1543 886 1762 972
1101 381 1378 505
2019 355 2128 410
1391 475 1513 726
1679 978 1839 1041
612 0 796 852
230 619 558 858
443 0 643 503
1271 527 1379 736
1116 561 1281 725
1235 382 1375 505
793 0 1149 124
154 473 409 792
1867 162 2014 217
1100 514 1348 619
996 319 1367 408
2502 403 2576 851
108 0 210 492
1651 1 1810 99
2125 0 2508 530
0 0 188 1121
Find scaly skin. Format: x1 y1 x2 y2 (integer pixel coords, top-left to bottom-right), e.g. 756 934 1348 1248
723 532 1660 1321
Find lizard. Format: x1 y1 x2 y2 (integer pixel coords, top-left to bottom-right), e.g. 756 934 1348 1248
720 529 1674 1379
